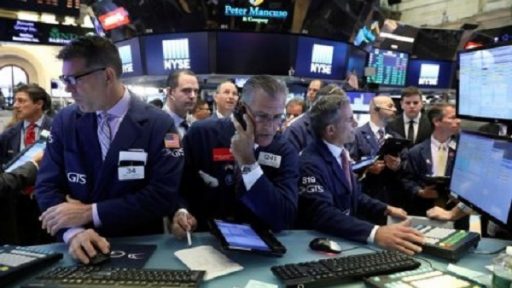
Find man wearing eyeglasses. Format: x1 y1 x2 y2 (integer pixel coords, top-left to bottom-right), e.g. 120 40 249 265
35 36 184 264
170 75 299 238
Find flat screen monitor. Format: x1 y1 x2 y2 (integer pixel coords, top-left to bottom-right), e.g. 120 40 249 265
406 59 454 89
294 36 348 80
216 32 296 75
458 43 512 121
346 46 368 80
115 38 144 77
367 48 408 86
450 131 512 228
142 32 210 75
346 91 375 113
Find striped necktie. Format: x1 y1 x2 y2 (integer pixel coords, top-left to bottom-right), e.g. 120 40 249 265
98 112 112 161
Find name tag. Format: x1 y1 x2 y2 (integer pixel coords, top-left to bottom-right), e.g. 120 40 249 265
258 152 281 168
118 166 145 180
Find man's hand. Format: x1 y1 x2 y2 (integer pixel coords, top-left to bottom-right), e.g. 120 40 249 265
40 201 92 236
366 161 386 175
383 155 401 171
68 229 110 264
231 114 256 165
418 185 439 199
375 220 424 255
169 210 197 238
31 150 44 166
386 205 408 219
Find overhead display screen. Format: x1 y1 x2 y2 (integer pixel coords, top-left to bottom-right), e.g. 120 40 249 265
294 36 348 80
115 38 144 77
406 59 454 89
367 48 408 86
142 32 210 75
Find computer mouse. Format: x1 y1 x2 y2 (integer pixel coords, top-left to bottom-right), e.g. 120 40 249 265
86 247 111 266
309 237 342 254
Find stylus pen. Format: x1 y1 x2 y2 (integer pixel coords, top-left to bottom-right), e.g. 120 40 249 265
186 230 192 246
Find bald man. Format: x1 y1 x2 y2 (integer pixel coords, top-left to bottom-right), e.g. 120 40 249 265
213 81 239 119
349 96 406 221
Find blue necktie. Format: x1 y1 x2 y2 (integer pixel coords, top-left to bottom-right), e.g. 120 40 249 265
377 128 385 148
98 112 112 161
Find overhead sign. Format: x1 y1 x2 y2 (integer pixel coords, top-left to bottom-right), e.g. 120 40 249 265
224 0 288 24
98 7 130 31
115 37 144 77
142 32 210 75
0 17 93 45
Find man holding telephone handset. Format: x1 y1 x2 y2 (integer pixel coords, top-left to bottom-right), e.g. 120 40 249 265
171 75 299 238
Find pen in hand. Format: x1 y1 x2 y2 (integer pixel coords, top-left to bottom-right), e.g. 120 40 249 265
186 230 192 246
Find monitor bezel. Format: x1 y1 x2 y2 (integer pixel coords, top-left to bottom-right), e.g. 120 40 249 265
450 130 512 229
456 41 512 122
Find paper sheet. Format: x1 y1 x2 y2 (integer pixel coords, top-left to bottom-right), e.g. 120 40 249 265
174 245 243 281
244 279 278 288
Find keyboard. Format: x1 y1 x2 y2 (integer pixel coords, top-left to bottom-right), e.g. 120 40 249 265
414 224 480 261
0 245 62 287
22 266 205 288
271 250 421 287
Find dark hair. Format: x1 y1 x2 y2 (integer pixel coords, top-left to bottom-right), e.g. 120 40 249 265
400 86 422 100
310 86 350 138
241 75 288 104
192 98 209 113
286 98 305 112
427 103 454 129
166 69 197 89
57 35 122 77
148 98 164 109
14 83 51 111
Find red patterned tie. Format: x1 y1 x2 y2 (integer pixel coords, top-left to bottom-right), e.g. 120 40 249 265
24 122 36 146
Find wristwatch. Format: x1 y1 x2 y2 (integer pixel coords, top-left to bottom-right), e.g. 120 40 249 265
240 162 259 174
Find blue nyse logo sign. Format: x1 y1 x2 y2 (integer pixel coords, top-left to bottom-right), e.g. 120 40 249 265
310 44 333 75
162 39 191 70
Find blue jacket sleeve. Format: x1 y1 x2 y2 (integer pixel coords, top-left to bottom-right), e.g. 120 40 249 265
241 144 299 231
299 159 376 243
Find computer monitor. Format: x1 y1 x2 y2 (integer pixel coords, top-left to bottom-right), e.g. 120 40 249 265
406 59 454 89
294 36 348 80
450 130 512 228
367 48 408 87
457 42 512 122
115 37 144 78
346 91 375 113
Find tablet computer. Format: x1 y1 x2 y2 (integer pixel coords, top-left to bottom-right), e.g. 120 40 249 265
209 219 286 257
4 140 46 172
352 156 379 173
378 138 411 157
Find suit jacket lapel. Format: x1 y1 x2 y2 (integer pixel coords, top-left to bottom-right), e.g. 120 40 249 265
317 140 351 191
12 122 22 153
419 139 433 175
361 123 379 153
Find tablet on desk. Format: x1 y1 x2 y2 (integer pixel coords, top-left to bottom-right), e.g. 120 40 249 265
3 140 46 172
209 219 286 257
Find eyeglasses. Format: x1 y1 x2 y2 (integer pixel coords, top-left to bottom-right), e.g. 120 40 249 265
59 67 106 86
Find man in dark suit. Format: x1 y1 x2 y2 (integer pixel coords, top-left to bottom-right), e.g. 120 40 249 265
402 103 462 221
170 75 299 236
0 83 52 245
387 86 432 145
0 83 52 166
298 88 424 255
36 36 184 264
349 96 404 216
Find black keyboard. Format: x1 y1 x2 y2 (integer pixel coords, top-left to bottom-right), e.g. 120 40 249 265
271 250 421 287
22 266 205 288
0 245 62 287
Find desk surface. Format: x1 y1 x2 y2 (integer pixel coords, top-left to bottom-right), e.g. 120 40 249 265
9 230 511 288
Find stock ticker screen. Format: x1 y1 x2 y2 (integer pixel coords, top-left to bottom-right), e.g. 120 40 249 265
367 48 408 86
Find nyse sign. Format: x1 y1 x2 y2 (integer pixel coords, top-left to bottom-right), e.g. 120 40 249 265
310 44 333 75
162 39 191 70
118 45 133 73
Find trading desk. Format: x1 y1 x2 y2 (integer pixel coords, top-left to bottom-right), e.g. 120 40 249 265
9 230 510 287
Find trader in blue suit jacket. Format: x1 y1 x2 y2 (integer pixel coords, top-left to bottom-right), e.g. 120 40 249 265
299 88 424 255
402 103 460 219
349 96 405 215
170 75 299 237
36 36 183 264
